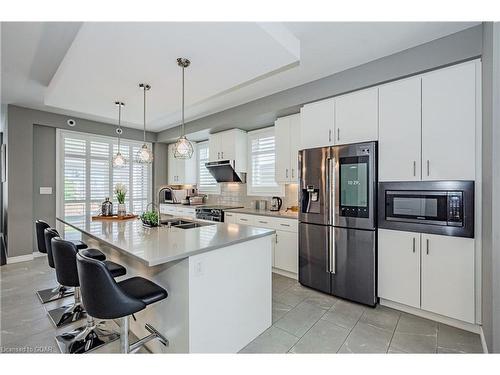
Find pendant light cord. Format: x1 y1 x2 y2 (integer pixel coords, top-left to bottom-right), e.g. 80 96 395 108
143 85 146 143
118 103 121 150
181 64 185 137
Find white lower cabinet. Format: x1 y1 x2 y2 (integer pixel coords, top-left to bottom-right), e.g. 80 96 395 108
159 204 196 219
378 229 420 308
378 229 475 323
421 233 475 323
223 212 237 224
231 213 298 275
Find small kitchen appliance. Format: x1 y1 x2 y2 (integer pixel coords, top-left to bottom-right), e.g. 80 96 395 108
270 197 282 211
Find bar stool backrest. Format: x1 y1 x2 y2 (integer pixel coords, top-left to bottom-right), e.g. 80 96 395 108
51 237 80 287
35 220 50 254
44 228 60 269
76 252 145 320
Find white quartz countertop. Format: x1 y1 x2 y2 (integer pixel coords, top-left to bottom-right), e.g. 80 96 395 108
56 216 275 267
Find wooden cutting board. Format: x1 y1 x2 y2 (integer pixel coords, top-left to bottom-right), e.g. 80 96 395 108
91 214 138 221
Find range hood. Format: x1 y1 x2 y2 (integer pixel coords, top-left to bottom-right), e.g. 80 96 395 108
205 160 247 183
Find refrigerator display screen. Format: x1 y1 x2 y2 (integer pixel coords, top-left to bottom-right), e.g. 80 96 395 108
340 161 368 208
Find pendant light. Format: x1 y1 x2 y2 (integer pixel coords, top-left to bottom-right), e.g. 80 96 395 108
173 57 194 159
136 83 154 164
112 101 127 168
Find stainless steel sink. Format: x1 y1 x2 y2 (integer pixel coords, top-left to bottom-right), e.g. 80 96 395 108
161 218 215 229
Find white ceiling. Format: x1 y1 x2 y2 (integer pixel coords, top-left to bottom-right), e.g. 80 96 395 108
1 21 480 132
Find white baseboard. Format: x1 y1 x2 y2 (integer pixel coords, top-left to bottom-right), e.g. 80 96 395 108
380 298 481 334
6 254 34 264
272 268 297 280
479 326 489 353
33 251 46 258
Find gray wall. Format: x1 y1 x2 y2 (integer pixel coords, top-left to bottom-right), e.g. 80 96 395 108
153 142 168 203
6 105 159 258
481 22 500 353
158 25 483 142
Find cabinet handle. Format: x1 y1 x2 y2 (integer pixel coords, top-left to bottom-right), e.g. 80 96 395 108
217 152 220 160
426 238 430 255
427 160 430 176
276 232 278 244
280 223 290 227
292 169 294 179
412 237 416 253
221 151 224 159
337 128 340 141
240 218 248 222
286 168 288 178
328 129 332 143
258 220 268 224
413 161 416 177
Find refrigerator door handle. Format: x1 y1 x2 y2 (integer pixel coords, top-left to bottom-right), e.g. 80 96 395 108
329 226 335 274
327 156 335 226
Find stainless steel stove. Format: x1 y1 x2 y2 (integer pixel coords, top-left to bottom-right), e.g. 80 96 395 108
195 205 243 222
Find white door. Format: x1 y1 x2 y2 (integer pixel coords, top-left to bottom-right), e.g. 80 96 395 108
335 87 378 145
208 133 221 162
421 233 475 323
422 61 476 181
167 144 178 184
299 98 335 149
378 229 421 308
274 230 298 274
289 114 300 181
275 117 291 183
379 77 422 181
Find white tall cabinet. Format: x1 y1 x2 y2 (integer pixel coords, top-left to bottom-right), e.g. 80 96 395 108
168 143 197 185
379 77 422 181
275 114 300 183
208 129 247 172
379 61 478 182
421 62 477 181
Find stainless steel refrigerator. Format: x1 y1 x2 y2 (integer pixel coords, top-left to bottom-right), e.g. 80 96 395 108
298 142 377 306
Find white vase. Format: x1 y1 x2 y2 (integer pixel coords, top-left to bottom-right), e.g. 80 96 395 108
117 203 126 217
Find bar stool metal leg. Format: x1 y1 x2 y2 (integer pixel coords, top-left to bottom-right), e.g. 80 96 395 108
47 287 86 327
119 316 169 354
36 284 74 304
55 315 120 354
120 316 130 354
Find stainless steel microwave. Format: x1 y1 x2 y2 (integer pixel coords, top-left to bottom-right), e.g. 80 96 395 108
378 181 474 238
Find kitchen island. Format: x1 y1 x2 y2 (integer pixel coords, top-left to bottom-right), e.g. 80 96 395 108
56 216 275 353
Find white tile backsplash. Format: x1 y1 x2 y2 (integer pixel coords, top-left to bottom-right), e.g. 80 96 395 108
206 183 299 209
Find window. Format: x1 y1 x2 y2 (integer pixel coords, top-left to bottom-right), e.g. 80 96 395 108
57 129 152 224
197 141 219 194
247 127 284 196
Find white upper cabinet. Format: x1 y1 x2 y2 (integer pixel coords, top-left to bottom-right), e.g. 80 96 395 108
299 98 335 150
379 77 422 181
334 87 378 145
208 129 248 172
168 143 197 185
422 62 477 181
378 229 421 308
421 233 475 323
275 113 300 183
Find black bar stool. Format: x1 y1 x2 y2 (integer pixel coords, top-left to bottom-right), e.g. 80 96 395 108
76 251 168 353
35 220 90 303
47 234 124 329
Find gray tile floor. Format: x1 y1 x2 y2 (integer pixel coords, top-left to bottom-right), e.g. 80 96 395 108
240 273 484 354
0 257 484 354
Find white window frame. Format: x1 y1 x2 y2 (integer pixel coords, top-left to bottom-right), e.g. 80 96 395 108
56 129 152 219
246 127 285 197
196 140 220 194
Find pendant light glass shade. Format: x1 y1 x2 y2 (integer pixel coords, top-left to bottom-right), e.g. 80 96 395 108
112 101 127 168
136 83 154 164
174 58 194 159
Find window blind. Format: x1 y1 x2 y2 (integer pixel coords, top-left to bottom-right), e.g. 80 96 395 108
247 128 283 196
197 141 219 193
59 130 152 224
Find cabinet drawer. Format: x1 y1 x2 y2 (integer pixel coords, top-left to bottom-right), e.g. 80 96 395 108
235 214 255 225
262 216 298 232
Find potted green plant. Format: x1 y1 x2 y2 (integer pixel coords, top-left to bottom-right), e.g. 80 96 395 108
114 183 127 217
141 203 160 227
